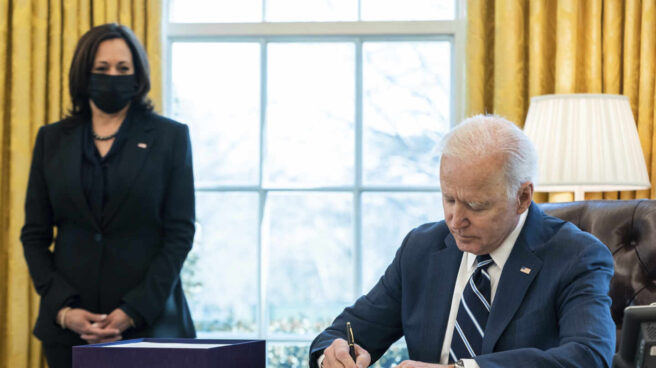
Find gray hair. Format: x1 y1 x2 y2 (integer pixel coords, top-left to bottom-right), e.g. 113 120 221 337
440 114 538 198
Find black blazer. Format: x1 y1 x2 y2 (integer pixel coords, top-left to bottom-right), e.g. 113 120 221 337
21 109 196 345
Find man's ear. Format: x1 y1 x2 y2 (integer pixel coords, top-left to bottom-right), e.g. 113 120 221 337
516 182 534 214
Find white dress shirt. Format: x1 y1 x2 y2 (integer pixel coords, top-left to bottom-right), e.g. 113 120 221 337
439 210 528 368
319 210 528 368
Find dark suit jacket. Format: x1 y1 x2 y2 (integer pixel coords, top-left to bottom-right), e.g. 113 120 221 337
21 109 196 345
310 203 615 367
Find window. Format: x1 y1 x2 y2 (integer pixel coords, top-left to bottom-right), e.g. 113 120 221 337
165 1 465 367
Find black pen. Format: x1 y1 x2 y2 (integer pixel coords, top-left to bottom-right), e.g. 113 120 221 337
346 321 356 362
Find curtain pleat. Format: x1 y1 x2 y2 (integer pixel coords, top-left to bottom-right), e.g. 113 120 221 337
8 0 36 365
92 0 104 26
0 2 162 367
636 0 655 199
528 0 556 98
119 0 132 27
580 0 603 94
493 0 528 127
146 0 162 111
620 1 645 200
0 0 9 364
132 1 146 48
467 0 656 201
623 0 642 116
603 0 623 95
47 1 63 123
106 0 119 23
602 0 623 199
466 0 495 116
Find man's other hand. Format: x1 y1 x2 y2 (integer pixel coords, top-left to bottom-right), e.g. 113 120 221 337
323 338 371 368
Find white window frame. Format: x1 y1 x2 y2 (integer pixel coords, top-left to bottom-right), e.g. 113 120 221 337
162 0 467 352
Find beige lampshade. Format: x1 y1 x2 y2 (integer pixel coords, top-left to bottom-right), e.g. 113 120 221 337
523 94 650 198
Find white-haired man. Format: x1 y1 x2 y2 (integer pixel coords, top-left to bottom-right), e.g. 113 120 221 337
310 115 615 368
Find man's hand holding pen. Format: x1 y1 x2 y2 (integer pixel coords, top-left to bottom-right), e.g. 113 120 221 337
322 322 454 368
322 338 371 368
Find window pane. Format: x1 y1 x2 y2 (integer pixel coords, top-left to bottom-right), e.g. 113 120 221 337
363 41 450 186
182 192 259 334
268 343 310 368
265 43 355 187
171 42 260 187
266 0 357 22
361 192 443 291
264 192 353 335
169 0 262 23
361 0 455 21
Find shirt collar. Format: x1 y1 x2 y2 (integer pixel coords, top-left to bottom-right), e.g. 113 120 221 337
466 208 529 271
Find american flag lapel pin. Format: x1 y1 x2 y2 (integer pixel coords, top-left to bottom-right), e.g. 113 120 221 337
520 266 531 275
137 142 147 149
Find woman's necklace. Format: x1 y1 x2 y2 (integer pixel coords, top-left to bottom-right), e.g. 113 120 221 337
92 129 119 141
93 113 125 141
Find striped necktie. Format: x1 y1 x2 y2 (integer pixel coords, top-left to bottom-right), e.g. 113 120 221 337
449 254 493 363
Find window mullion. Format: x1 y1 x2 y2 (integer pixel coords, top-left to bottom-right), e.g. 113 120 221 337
357 0 362 21
261 0 266 21
258 38 268 341
354 38 363 298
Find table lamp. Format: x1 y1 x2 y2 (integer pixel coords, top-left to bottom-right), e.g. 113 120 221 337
523 94 650 201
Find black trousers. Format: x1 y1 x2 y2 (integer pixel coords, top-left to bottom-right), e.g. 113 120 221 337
43 344 72 368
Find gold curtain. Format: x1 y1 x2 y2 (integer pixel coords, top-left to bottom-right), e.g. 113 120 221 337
467 0 656 202
0 1 162 367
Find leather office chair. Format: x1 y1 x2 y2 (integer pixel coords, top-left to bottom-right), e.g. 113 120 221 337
540 199 656 349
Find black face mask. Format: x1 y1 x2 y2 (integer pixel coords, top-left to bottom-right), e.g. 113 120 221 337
88 73 138 114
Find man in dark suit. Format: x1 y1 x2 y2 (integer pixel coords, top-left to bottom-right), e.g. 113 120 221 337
310 115 615 368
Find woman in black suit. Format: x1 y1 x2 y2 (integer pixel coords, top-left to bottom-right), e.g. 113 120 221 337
21 23 195 368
